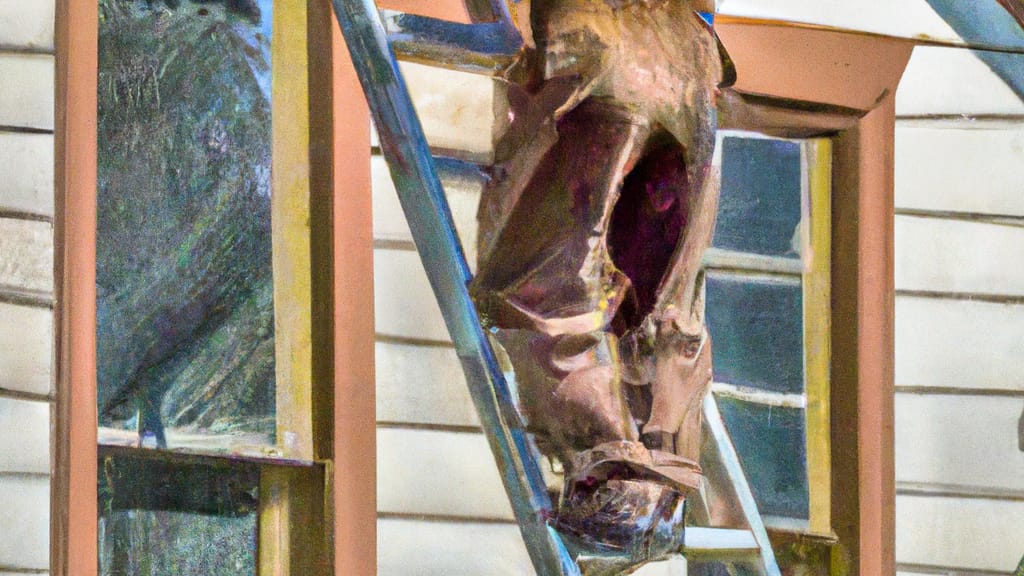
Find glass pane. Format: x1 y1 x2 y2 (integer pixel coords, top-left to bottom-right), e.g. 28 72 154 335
713 136 803 259
96 0 276 449
705 272 804 394
717 396 809 520
98 451 259 575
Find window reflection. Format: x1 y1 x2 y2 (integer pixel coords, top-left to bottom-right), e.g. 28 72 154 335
98 449 259 576
96 0 276 449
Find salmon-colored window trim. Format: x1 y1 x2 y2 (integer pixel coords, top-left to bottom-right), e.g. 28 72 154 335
53 0 98 574
52 0 374 574
52 2 909 574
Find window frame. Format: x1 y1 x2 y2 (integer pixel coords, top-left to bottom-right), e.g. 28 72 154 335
53 0 376 574
704 130 833 536
52 3 911 575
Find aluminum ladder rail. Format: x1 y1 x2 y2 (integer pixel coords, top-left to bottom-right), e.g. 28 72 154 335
328 2 781 574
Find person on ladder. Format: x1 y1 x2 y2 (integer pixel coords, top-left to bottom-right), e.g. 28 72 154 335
469 0 736 572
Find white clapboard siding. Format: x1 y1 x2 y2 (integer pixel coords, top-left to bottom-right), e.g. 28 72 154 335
0 474 49 570
0 0 54 51
378 427 514 520
896 46 1024 117
380 517 690 576
0 217 53 295
719 0 961 46
0 53 54 131
632 558 689 575
896 495 1024 573
895 215 1024 296
0 398 49 474
379 518 532 575
374 248 450 342
401 61 494 159
371 155 483 265
376 340 478 427
895 121 1024 218
0 303 52 396
895 394 1024 493
895 296 1024 392
0 132 54 216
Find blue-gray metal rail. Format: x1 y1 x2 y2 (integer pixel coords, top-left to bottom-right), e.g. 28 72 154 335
329 2 580 574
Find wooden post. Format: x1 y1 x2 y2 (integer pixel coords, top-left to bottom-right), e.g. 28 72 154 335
52 1 99 575
327 3 377 574
831 95 898 576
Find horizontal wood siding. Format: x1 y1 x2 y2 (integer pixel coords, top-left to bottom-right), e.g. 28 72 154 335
895 121 1024 218
0 398 50 474
375 341 476 428
0 1 55 51
374 248 451 343
894 39 1024 575
0 54 54 131
0 7 54 576
0 474 50 570
0 132 55 217
895 296 1023 392
380 516 692 576
894 215 1024 297
896 46 1024 117
378 518 531 575
377 427 512 520
370 156 482 265
895 495 1024 573
373 52 518 572
0 218 53 297
400 61 494 159
895 394 1024 493
0 303 53 396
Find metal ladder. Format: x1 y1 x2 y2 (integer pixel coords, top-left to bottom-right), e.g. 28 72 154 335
327 2 781 574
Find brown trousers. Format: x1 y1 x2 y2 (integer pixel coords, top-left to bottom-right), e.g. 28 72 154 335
471 97 720 492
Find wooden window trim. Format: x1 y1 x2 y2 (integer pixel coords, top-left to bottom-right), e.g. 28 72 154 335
53 0 375 574
715 18 912 575
705 131 833 537
53 3 909 576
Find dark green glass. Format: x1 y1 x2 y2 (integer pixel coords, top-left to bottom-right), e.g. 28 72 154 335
706 272 805 394
713 136 803 259
717 396 809 520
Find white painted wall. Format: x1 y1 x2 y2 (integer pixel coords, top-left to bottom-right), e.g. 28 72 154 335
0 2 55 574
893 44 1024 575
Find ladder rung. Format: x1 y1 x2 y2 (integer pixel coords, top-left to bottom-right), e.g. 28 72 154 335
383 11 519 75
433 155 491 187
685 528 759 555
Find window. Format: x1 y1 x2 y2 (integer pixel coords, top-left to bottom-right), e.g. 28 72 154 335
93 0 328 572
705 131 832 535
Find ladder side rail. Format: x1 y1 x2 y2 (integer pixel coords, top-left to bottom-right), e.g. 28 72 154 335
702 393 783 576
329 2 577 575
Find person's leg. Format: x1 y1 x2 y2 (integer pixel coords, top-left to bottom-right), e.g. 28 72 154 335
609 135 720 491
472 98 653 470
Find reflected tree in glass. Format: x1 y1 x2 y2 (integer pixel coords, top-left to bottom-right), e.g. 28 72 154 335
98 451 259 576
96 0 276 449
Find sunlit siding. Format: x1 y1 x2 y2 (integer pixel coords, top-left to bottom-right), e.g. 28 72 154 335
0 2 55 574
894 45 1024 576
